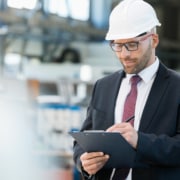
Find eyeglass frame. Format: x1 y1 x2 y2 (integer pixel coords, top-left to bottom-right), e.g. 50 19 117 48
109 33 153 52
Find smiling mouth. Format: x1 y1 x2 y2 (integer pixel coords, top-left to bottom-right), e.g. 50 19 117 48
124 60 135 66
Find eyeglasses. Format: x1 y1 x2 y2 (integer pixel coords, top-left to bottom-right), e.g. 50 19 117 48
110 33 153 52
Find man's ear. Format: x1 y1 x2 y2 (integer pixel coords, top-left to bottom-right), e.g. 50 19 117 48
152 34 159 48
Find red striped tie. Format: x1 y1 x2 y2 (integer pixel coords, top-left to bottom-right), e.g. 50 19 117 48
122 75 141 124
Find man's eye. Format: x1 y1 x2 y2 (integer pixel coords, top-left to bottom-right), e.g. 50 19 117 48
127 42 137 48
114 44 122 48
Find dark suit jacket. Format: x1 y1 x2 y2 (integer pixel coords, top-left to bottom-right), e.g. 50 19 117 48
73 63 180 180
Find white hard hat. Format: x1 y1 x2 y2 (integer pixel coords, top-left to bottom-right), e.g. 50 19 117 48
105 0 161 40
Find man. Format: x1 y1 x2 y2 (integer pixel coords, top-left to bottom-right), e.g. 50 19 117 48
73 0 180 179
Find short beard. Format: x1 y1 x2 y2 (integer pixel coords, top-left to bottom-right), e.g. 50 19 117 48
132 42 152 74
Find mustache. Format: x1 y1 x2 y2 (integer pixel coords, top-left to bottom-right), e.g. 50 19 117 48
123 58 136 61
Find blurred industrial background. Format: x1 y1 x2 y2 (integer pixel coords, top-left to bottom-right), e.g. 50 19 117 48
0 0 179 180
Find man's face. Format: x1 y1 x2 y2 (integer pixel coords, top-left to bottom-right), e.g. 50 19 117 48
113 33 159 74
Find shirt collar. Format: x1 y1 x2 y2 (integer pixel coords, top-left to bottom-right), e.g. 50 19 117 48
139 57 159 83
125 57 160 84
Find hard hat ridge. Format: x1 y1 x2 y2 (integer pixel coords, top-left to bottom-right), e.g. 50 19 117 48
105 0 161 40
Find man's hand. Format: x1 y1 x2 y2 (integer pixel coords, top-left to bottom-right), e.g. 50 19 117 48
106 122 138 149
80 152 109 175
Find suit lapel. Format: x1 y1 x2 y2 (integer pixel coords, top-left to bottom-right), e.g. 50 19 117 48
139 63 170 131
106 70 125 127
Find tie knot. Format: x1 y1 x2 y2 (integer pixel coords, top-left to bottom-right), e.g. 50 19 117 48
130 75 141 86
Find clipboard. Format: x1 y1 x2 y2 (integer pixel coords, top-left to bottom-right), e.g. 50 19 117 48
69 131 136 168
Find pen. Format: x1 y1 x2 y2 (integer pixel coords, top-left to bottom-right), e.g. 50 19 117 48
125 115 135 122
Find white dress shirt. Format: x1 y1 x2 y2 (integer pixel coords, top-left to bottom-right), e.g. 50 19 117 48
111 58 160 180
